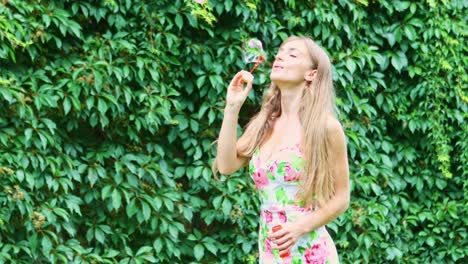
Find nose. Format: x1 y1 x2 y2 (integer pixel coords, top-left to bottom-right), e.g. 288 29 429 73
274 53 284 62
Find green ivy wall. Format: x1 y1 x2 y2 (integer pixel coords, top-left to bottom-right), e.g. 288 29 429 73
0 0 466 263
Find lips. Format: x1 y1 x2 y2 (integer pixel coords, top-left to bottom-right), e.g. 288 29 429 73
273 65 284 69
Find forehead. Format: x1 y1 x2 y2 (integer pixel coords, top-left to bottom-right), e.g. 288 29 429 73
278 39 308 54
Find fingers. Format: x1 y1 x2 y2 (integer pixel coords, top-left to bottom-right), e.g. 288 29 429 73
272 238 294 253
229 71 244 87
268 229 286 239
278 242 292 253
274 235 290 246
243 78 253 96
230 70 253 85
240 71 254 84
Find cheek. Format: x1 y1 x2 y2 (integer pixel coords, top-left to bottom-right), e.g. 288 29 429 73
285 68 307 80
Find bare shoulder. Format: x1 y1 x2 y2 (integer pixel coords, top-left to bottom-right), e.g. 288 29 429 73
326 116 344 133
326 116 346 142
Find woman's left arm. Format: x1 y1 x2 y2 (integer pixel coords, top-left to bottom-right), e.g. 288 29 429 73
298 117 350 231
270 118 350 253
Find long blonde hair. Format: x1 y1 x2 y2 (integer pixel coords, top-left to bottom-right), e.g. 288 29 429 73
213 36 337 207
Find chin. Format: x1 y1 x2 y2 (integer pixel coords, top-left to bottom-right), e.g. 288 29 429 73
270 75 291 84
269 73 283 82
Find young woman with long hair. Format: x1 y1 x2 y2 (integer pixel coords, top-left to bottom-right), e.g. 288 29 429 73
213 36 350 264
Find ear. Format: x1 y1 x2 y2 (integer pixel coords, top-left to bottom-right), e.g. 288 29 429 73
304 69 317 82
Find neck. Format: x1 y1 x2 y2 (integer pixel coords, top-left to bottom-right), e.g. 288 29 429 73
279 86 303 119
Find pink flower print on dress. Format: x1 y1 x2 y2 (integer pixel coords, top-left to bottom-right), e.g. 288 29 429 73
269 160 278 175
281 255 292 264
278 211 287 223
265 210 273 223
253 168 269 190
284 163 299 181
304 243 328 264
268 205 280 212
264 238 274 258
290 205 307 213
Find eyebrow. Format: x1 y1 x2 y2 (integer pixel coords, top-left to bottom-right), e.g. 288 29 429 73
278 47 301 53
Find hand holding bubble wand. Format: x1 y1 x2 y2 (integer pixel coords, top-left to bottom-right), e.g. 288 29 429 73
224 38 265 109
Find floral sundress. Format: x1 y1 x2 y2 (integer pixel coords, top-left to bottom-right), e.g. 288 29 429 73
249 143 334 264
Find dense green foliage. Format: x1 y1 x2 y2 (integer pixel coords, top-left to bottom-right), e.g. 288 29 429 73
0 0 466 263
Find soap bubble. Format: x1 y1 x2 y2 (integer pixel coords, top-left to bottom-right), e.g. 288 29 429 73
242 38 265 63
242 38 266 73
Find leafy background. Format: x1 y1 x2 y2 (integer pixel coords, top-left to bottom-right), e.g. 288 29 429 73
0 0 466 263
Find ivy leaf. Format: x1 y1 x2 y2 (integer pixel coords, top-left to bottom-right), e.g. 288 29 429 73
126 198 138 217
142 201 151 221
194 244 204 261
391 51 408 72
25 128 33 143
97 98 108 115
112 189 122 210
153 238 163 253
41 236 52 255
242 242 252 253
222 198 232 216
175 14 183 30
346 59 356 74
95 228 105 244
103 249 120 258
63 98 71 114
136 246 153 256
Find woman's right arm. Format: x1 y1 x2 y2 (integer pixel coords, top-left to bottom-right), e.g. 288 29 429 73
216 71 254 175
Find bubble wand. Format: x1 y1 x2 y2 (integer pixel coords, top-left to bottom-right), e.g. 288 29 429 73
242 38 266 83
249 54 265 73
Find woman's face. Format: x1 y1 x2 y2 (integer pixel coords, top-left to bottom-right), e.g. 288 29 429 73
270 39 314 86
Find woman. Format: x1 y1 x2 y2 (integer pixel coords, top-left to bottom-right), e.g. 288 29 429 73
214 36 350 264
